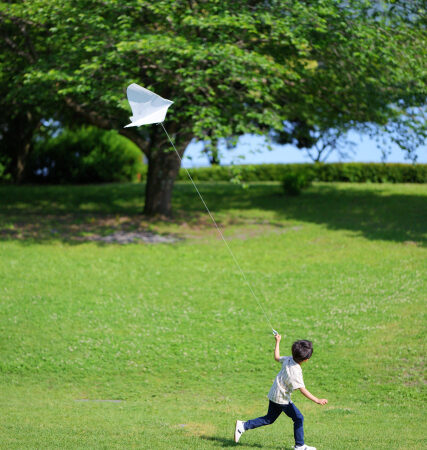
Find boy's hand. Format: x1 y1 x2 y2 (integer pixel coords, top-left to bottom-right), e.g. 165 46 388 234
317 399 328 405
274 333 281 342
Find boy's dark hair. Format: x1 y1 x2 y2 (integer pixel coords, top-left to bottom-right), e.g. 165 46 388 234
292 340 313 363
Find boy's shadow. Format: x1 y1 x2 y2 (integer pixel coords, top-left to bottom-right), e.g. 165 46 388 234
199 435 260 447
200 435 293 449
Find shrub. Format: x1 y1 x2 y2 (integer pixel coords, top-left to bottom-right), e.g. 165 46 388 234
282 170 313 195
0 153 12 183
29 126 144 183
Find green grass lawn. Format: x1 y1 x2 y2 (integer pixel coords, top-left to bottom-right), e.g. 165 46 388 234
0 182 426 449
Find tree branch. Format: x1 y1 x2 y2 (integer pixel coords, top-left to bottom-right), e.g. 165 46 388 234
63 96 149 152
3 36 35 63
0 12 40 63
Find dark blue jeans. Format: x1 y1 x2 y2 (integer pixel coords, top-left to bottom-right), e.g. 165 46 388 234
244 400 304 447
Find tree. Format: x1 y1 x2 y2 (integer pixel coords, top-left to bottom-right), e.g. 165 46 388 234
273 122 356 163
0 112 42 183
0 8 44 182
271 0 427 163
1 1 426 214
2 0 302 212
202 138 221 166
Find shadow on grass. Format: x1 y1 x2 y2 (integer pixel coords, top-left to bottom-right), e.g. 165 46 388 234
0 182 425 246
199 434 293 449
0 183 145 215
277 185 426 245
199 435 261 448
174 182 427 246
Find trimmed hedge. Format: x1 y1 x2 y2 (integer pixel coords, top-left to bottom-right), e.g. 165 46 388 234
176 163 427 184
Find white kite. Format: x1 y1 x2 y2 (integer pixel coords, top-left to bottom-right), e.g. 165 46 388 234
124 83 173 127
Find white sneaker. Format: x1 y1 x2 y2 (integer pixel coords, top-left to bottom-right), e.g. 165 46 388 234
294 445 316 450
234 420 245 443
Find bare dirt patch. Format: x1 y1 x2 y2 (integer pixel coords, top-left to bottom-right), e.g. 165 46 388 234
80 231 179 244
0 212 300 244
0 213 180 244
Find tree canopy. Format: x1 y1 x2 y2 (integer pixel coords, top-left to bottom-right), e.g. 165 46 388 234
1 0 426 214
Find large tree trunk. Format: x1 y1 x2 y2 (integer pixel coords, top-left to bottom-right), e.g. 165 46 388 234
15 138 32 183
141 123 192 217
143 147 182 217
1 112 41 183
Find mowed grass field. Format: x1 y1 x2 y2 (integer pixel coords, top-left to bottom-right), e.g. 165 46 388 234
0 181 426 449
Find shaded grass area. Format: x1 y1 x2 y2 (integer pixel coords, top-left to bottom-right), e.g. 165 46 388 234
0 182 426 448
173 182 427 245
0 182 425 245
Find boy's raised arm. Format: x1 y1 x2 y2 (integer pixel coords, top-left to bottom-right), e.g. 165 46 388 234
274 333 282 362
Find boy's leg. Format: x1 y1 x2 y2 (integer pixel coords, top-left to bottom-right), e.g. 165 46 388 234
244 400 282 430
282 402 304 447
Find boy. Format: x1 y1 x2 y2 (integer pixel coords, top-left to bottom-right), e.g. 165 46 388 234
234 333 327 450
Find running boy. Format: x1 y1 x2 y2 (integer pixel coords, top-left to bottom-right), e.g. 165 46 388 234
234 333 327 450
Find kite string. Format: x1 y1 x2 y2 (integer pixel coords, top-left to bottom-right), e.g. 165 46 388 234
160 123 276 334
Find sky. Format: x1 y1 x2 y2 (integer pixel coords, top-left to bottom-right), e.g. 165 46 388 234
181 130 427 168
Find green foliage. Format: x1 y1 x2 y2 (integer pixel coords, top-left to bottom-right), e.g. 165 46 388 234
1 1 426 147
0 158 11 182
29 126 143 183
282 170 313 195
178 163 427 184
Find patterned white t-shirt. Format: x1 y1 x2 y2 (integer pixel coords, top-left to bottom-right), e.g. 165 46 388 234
268 356 305 404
